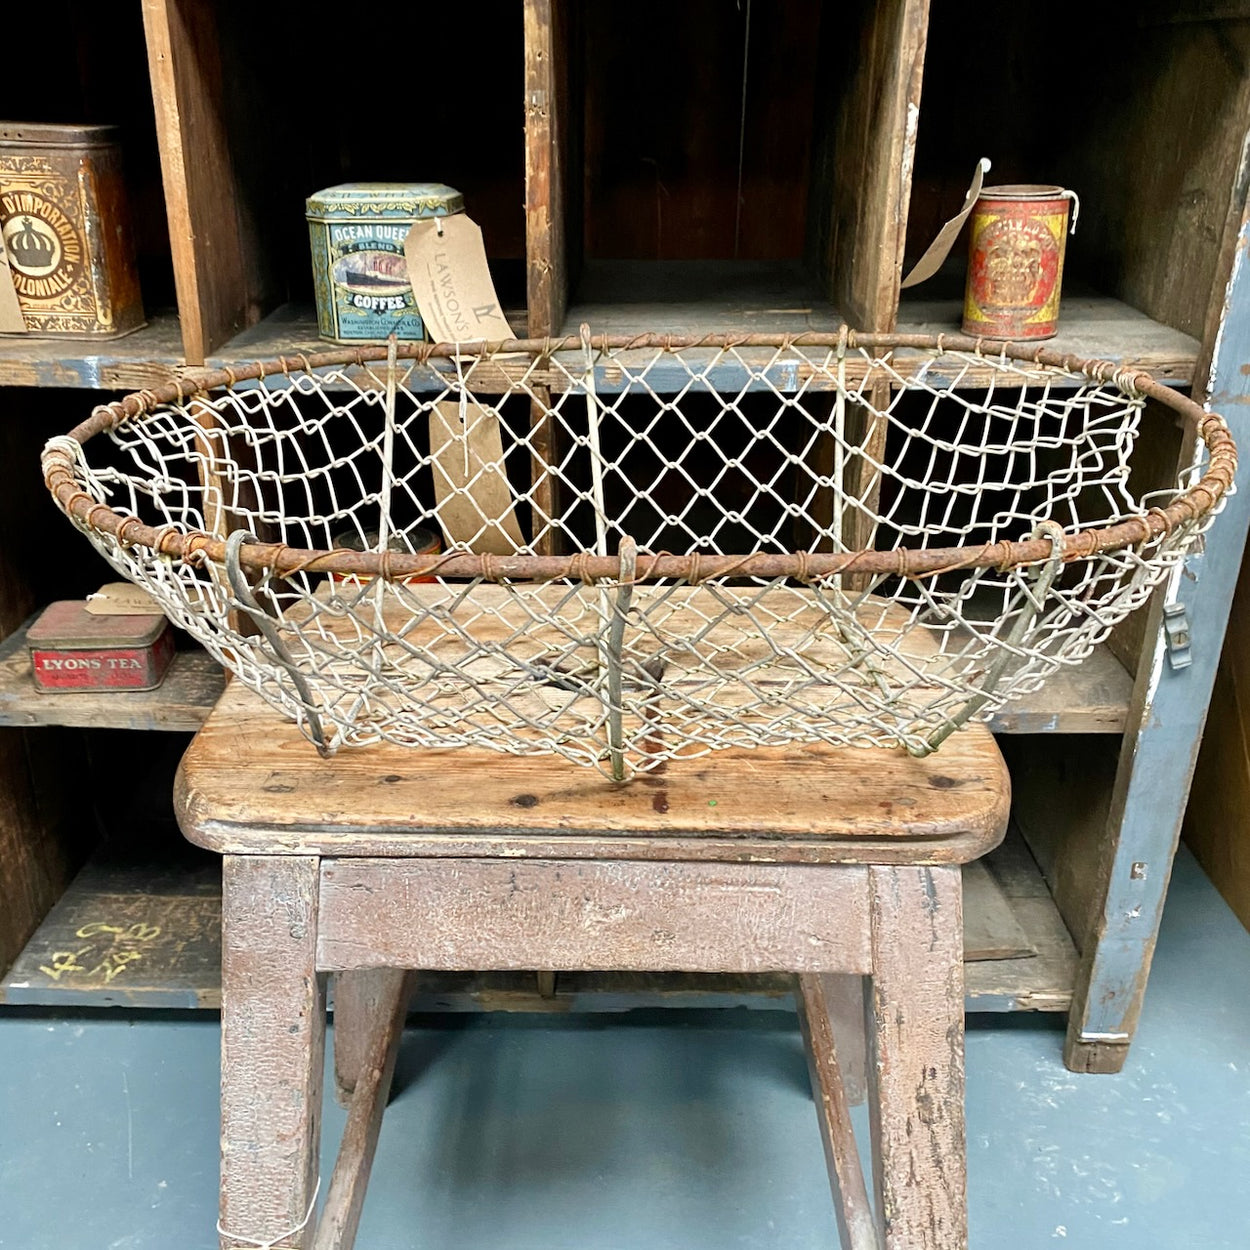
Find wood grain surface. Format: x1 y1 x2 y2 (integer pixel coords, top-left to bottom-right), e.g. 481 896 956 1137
867 865 967 1248
318 858 871 974
176 682 1009 863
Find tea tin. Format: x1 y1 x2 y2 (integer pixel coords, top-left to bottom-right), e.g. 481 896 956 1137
0 122 145 338
962 184 1076 341
307 182 464 344
27 601 174 693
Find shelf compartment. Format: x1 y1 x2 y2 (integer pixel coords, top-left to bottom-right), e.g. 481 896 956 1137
904 0 1250 364
142 0 527 362
0 619 223 733
527 0 927 336
1 826 1073 1012
0 849 222 1009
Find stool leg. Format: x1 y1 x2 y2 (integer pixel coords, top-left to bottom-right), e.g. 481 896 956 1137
333 970 409 1107
866 865 967 1250
797 974 880 1250
315 970 415 1250
220 856 326 1250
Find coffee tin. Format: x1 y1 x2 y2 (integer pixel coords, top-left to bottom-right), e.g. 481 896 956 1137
962 185 1076 341
307 183 464 344
27 601 174 693
0 123 145 338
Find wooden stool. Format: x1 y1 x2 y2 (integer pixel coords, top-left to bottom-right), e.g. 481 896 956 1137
176 682 1009 1250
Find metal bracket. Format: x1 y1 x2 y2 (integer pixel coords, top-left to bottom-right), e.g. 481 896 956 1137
1163 602 1192 671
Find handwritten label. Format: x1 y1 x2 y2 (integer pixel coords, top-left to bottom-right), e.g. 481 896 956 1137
84 582 163 616
404 214 515 345
39 921 161 985
0 229 25 332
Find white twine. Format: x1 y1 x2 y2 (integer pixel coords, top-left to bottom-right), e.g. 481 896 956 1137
217 1176 320 1249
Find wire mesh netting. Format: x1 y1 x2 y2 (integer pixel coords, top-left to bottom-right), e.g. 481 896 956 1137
42 332 1234 778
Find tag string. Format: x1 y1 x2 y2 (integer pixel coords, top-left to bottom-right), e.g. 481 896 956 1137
217 1176 321 1249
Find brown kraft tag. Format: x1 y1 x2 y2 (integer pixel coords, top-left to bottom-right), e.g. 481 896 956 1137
404 214 515 345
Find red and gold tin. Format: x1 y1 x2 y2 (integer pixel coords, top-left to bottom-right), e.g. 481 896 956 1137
328 527 442 587
962 185 1075 341
27 601 174 692
0 123 145 338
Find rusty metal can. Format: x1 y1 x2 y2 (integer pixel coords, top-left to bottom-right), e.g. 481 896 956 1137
962 185 1075 341
0 123 145 338
328 526 442 586
27 601 174 693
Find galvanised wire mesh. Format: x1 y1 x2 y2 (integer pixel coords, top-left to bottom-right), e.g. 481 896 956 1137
42 331 1235 778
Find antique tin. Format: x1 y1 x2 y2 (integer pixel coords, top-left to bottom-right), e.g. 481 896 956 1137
328 527 442 586
962 185 1075 341
307 183 464 344
0 123 144 338
27 601 174 693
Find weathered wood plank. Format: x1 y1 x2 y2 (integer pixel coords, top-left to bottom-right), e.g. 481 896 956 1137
0 314 186 389
185 290 1197 398
867 865 966 1249
141 0 256 362
0 620 224 732
818 0 929 331
219 856 324 1250
524 0 566 337
963 826 1077 1013
961 860 1033 962
0 853 221 1009
177 681 1009 864
318 859 873 974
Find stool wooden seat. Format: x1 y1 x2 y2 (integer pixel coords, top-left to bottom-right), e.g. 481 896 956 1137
176 680 1009 1250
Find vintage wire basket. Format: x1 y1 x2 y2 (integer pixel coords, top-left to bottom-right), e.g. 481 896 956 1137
42 330 1235 779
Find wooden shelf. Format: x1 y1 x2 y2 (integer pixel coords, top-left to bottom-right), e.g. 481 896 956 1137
0 620 224 733
988 646 1132 735
896 293 1200 388
0 825 1072 1012
0 287 1192 396
197 286 1196 400
0 849 222 1009
0 613 1130 739
0 315 186 390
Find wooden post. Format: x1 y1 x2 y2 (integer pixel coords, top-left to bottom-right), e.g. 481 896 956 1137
141 0 258 362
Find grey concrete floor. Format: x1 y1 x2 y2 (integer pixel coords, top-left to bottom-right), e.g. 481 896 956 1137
1 844 1247 1249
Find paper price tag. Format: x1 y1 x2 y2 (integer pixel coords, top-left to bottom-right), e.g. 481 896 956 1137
0 228 26 332
404 215 515 345
429 400 525 554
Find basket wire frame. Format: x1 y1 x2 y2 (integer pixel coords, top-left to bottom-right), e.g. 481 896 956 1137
42 331 1235 779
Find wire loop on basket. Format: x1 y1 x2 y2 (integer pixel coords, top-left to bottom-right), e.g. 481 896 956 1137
40 329 1236 777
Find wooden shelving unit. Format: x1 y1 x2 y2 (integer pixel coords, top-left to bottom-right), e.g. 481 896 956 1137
1 0 1248 1080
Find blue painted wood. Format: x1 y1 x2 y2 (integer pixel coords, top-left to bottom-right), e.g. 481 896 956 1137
1065 143 1250 1072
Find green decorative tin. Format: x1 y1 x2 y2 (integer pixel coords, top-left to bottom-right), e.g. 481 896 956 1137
307 182 464 343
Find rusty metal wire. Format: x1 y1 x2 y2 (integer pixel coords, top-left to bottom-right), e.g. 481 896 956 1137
42 331 1234 777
